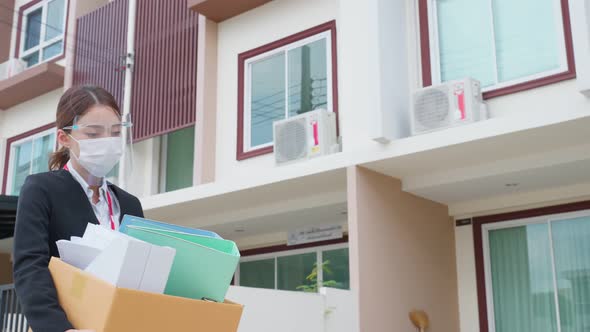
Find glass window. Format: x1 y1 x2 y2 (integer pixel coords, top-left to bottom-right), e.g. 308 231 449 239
488 224 557 332
485 214 590 332
8 130 56 195
250 53 285 148
20 0 66 67
244 31 332 152
287 39 328 117
45 0 65 41
238 245 350 293
432 0 566 90
24 9 43 51
161 126 195 192
239 259 275 289
322 248 350 290
277 252 317 291
551 216 590 332
42 41 64 61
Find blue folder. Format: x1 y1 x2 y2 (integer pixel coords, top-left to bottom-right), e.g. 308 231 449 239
120 215 222 239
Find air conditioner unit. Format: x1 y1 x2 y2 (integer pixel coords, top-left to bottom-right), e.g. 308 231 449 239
0 58 26 80
273 109 339 166
410 78 488 135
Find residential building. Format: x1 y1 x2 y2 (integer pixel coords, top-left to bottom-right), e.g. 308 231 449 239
1 0 590 331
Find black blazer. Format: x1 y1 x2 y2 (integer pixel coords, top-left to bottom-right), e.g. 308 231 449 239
12 170 144 332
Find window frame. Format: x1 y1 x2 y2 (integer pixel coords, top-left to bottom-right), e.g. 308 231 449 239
237 20 339 160
15 0 69 67
473 200 590 332
235 242 349 291
418 0 576 99
2 125 56 195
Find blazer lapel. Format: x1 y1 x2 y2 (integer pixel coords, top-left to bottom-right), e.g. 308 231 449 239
108 184 128 223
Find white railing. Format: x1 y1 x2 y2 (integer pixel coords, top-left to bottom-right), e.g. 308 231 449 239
226 286 358 332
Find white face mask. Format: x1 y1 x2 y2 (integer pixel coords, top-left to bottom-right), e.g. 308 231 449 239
69 136 123 178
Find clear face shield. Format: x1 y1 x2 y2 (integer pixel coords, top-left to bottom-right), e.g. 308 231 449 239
63 113 134 186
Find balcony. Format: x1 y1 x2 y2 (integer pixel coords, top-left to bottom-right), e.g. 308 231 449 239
0 61 64 110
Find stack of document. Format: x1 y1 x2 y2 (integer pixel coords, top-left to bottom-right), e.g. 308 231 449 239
56 223 176 294
120 216 240 303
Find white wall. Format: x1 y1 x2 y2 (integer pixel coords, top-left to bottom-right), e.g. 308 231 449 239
0 89 60 139
126 136 160 198
322 287 358 332
226 286 324 332
226 286 356 332
0 89 61 191
454 225 480 332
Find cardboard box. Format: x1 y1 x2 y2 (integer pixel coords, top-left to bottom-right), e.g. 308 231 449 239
48 258 243 332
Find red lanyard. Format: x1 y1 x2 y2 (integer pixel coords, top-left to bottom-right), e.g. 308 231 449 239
64 164 116 230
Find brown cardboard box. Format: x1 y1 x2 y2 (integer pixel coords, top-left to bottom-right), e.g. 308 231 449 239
48 257 243 332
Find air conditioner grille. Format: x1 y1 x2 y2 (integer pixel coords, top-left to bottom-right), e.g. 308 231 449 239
275 118 308 163
414 87 450 129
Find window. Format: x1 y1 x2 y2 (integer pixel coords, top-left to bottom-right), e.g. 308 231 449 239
159 126 195 193
20 0 67 67
236 244 350 292
5 128 56 195
480 209 590 332
420 0 575 98
237 21 338 160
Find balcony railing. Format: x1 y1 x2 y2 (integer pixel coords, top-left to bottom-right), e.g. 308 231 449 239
0 284 29 332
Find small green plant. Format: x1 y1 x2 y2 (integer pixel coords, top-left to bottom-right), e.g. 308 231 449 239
296 260 342 293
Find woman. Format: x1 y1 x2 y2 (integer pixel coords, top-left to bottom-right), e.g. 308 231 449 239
12 85 144 332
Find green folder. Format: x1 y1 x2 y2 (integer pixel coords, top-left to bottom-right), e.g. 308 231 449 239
124 225 240 302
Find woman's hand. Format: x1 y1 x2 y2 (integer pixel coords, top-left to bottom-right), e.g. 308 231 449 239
66 330 95 332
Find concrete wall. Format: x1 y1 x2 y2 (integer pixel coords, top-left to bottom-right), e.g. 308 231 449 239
226 286 356 332
227 286 324 332
322 287 357 332
347 166 459 332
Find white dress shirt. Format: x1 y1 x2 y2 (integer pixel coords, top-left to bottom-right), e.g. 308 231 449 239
66 161 121 230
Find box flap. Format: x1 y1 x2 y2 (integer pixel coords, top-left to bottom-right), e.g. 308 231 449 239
49 258 117 331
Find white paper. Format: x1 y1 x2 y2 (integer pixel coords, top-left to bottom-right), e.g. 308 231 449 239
56 223 176 293
56 240 101 270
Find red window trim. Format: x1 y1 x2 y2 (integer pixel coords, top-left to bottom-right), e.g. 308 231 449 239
1 122 56 195
418 0 576 99
236 20 339 161
472 200 590 332
14 0 70 63
240 235 348 257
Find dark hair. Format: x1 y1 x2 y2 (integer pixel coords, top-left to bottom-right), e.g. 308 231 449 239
49 85 121 170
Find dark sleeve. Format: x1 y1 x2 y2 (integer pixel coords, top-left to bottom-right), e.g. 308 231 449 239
12 175 74 332
135 196 144 218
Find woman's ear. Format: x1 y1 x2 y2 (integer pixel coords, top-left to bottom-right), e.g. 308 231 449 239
57 129 71 148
